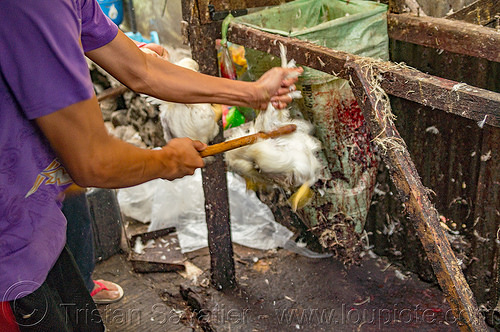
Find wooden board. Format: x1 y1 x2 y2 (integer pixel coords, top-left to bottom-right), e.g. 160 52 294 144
195 0 290 24
469 126 500 326
446 0 500 26
129 228 185 273
387 13 500 62
381 40 499 315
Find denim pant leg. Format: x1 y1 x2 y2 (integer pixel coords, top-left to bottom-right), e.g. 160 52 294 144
63 191 95 293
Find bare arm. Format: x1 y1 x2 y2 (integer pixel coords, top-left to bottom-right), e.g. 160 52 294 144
35 96 206 188
86 30 301 110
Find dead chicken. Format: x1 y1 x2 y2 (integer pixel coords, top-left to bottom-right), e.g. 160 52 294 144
143 58 220 144
225 43 322 210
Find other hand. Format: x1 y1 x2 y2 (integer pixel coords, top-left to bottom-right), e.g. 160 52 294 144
253 67 303 110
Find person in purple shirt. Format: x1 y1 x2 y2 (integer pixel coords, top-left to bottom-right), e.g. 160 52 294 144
0 0 301 331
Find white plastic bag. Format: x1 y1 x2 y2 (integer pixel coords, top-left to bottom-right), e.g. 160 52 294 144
116 179 159 223
118 170 293 253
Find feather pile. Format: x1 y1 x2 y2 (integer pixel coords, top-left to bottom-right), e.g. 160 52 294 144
225 43 322 210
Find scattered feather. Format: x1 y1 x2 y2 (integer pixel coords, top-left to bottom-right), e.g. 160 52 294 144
133 237 145 254
473 230 489 243
394 270 407 281
425 126 439 134
451 83 467 92
477 115 488 128
480 150 491 162
144 239 156 249
353 297 370 306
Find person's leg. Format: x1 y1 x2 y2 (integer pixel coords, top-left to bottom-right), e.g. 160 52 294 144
9 247 105 332
63 188 123 303
63 189 95 292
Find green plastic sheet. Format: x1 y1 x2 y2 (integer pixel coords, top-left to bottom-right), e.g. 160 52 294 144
232 0 388 83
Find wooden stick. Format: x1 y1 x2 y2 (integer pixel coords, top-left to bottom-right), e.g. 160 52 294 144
200 124 297 157
96 85 129 102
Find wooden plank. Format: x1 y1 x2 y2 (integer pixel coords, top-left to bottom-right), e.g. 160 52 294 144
227 22 500 127
446 0 500 26
387 13 500 62
346 60 489 331
181 0 237 290
128 228 185 273
201 155 237 291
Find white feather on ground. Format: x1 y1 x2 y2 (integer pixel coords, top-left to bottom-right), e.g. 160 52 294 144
143 58 219 144
225 43 322 206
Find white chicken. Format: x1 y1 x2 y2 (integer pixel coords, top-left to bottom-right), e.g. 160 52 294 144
143 58 220 144
224 43 322 210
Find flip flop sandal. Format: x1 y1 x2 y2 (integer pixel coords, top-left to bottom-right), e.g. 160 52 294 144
91 280 124 304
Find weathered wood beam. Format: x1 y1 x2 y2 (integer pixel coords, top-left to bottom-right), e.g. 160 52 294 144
387 13 500 62
182 0 236 291
446 0 500 26
227 22 500 127
346 60 489 332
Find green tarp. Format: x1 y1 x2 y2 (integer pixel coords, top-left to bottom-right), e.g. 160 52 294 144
233 0 388 83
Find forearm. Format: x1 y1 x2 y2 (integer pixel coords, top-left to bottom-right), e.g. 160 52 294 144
74 136 166 188
35 97 202 188
134 54 260 106
86 31 297 110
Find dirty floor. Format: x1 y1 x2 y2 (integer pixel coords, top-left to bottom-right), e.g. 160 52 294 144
94 238 462 332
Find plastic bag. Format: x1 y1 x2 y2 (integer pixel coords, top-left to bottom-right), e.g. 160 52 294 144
218 43 237 80
118 170 294 253
116 179 158 223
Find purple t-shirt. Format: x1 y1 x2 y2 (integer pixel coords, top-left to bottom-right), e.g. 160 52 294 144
0 0 118 301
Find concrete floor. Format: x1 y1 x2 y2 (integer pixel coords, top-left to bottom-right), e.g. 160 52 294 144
94 242 462 332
